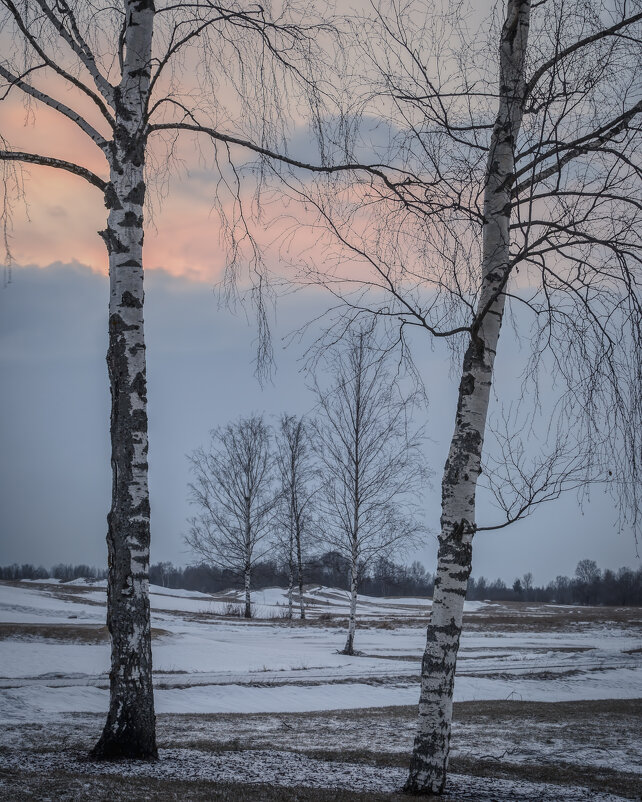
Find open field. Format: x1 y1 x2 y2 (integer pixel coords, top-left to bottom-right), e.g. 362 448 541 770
0 579 640 800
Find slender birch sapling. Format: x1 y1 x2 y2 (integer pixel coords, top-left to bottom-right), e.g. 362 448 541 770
275 414 317 620
312 328 427 655
186 416 278 619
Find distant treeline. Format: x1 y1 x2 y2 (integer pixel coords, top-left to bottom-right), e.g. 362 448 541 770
148 553 435 598
1 554 640 606
0 563 107 582
151 554 642 606
467 559 642 606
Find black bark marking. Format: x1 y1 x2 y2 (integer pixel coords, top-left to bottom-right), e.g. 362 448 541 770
131 408 148 432
124 181 146 205
460 373 475 396
486 268 505 282
443 585 467 597
129 67 151 79
457 428 483 454
109 313 137 335
104 183 122 210
131 371 147 398
99 228 128 254
118 211 143 228
121 291 142 308
132 497 151 518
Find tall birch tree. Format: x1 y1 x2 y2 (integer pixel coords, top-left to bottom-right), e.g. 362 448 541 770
312 328 427 654
0 0 337 759
186 415 278 619
405 4 532 790
276 0 642 792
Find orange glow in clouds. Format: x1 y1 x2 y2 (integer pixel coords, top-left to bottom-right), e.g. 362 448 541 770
4 95 263 283
4 85 375 287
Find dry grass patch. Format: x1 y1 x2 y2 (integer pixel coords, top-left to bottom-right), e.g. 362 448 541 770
0 623 170 643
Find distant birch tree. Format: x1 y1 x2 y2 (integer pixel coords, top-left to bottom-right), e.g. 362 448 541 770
0 0 337 759
275 414 316 620
186 415 278 619
312 328 427 654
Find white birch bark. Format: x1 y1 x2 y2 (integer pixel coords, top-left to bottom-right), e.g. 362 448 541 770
244 565 252 619
244 494 252 619
296 525 306 620
287 517 295 620
343 351 362 656
91 0 157 760
405 0 531 792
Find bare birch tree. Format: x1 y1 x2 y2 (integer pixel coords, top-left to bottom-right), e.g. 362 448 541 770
312 328 427 654
0 0 338 759
272 0 642 792
275 414 316 620
186 415 277 619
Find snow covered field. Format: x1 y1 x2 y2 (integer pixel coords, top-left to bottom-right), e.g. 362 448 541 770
1 579 640 721
1 579 640 800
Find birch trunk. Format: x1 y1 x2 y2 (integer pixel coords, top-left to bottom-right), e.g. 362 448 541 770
244 566 252 619
296 524 306 620
342 562 359 654
343 346 362 656
287 526 295 621
92 0 157 761
405 0 530 792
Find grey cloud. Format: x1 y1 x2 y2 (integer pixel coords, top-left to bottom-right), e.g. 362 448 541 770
0 262 638 583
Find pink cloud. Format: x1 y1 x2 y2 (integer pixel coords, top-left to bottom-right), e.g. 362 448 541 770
4 91 374 287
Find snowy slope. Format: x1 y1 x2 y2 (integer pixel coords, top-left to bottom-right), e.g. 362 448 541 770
1 580 640 722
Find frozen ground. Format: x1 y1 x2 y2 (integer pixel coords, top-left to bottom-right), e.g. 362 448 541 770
0 580 640 800
1 699 640 801
0 744 635 801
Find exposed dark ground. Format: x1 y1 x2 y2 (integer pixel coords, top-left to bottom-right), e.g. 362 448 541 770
1 699 640 801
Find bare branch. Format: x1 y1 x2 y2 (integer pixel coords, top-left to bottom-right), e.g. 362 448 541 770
524 10 642 99
0 149 107 191
0 64 109 149
31 0 116 107
1 0 116 126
